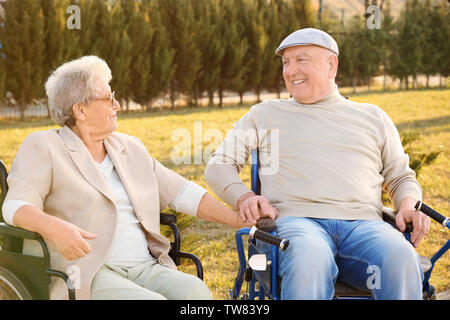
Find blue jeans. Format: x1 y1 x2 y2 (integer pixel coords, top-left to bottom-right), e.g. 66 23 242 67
271 216 423 300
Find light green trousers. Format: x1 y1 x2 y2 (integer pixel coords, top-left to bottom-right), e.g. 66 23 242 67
90 259 212 300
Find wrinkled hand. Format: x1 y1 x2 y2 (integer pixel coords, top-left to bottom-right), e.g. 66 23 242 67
395 197 430 248
237 192 278 225
47 219 97 260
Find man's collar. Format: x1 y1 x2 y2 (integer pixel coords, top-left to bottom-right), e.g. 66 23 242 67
290 84 343 106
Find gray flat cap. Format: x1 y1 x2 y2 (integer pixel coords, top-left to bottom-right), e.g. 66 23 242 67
276 28 339 56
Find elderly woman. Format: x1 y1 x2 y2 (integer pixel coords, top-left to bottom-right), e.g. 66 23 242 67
2 56 250 300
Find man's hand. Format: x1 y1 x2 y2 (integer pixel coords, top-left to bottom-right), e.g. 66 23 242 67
395 197 430 248
47 218 97 260
237 192 278 225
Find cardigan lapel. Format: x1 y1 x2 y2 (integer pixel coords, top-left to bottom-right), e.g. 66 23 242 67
58 126 115 204
104 136 142 219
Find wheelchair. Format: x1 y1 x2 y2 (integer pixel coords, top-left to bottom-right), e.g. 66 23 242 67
0 159 203 300
231 149 449 300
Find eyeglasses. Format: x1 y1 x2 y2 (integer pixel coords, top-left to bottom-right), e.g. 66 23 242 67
91 91 116 108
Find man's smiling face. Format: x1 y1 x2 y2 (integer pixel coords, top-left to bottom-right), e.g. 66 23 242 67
281 45 338 104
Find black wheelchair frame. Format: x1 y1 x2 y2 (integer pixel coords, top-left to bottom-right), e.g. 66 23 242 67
0 160 203 300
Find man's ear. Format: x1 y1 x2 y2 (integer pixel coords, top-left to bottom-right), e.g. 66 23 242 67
72 103 87 122
328 53 338 79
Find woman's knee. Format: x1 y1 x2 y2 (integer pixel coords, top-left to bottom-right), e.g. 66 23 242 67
171 274 212 300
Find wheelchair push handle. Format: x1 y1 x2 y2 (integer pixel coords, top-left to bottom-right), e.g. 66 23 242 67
249 226 289 251
415 201 449 228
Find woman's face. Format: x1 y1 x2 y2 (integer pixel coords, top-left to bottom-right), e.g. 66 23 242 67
82 77 120 137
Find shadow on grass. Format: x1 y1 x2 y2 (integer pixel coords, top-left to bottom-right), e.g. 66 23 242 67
397 115 450 135
344 86 450 98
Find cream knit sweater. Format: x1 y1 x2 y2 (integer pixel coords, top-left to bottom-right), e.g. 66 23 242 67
205 85 421 221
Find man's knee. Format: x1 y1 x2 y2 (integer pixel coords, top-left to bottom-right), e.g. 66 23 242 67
381 241 423 280
279 238 337 299
373 241 423 299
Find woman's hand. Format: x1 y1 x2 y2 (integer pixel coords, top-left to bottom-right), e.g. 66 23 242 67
13 205 97 260
47 219 97 260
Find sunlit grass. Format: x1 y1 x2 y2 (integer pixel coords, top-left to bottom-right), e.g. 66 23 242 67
0 88 448 299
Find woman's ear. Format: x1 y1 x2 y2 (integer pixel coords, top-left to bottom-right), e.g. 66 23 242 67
72 103 87 122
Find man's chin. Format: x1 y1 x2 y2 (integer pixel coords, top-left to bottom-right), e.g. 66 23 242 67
291 94 316 104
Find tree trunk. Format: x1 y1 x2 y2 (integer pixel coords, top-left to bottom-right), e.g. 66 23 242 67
20 105 25 121
170 87 176 110
208 90 214 107
218 88 223 108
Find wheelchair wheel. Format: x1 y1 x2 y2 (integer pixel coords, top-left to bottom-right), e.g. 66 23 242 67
0 266 33 300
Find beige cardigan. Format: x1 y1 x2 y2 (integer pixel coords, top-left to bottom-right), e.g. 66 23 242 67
5 126 186 299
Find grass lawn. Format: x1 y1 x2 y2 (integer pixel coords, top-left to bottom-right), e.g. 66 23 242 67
0 88 449 299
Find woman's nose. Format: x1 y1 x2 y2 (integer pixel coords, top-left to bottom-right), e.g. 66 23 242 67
113 99 120 110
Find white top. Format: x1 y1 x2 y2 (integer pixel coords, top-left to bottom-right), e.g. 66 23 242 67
2 154 207 268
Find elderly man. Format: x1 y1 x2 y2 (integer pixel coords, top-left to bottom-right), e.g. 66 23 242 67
204 28 429 299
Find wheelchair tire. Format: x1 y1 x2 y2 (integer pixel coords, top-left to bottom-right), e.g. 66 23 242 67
0 266 33 300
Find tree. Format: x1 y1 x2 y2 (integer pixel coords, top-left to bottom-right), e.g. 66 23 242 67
291 0 317 28
433 0 450 86
337 16 364 92
190 0 224 107
108 0 132 110
40 0 71 74
159 0 201 109
394 0 424 89
418 0 437 88
216 0 248 107
254 0 281 102
0 51 5 104
380 0 395 90
359 23 383 91
267 0 300 97
233 0 263 103
142 0 175 109
0 0 46 120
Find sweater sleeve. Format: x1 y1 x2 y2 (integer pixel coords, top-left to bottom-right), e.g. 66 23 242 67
380 110 422 210
204 105 262 208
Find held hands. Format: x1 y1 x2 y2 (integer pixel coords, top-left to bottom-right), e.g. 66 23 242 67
47 218 97 260
237 192 278 225
395 197 430 248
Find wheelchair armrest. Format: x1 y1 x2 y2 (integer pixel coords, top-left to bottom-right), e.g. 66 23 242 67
0 222 41 240
382 207 413 233
159 213 203 280
159 213 181 263
160 212 177 225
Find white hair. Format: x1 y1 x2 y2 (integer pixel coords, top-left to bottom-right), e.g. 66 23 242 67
45 55 112 127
